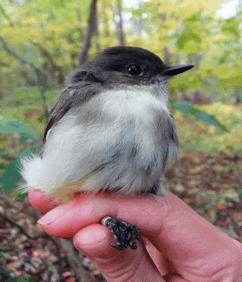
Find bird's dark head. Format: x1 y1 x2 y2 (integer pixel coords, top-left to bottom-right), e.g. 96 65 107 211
69 46 193 87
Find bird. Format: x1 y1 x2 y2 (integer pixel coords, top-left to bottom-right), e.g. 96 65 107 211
21 46 193 251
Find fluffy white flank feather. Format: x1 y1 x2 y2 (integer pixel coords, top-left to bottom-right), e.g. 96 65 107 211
20 86 176 202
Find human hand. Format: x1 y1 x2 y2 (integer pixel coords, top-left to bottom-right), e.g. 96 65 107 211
29 188 242 282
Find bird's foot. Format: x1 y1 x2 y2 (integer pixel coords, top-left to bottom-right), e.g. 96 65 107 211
102 217 140 251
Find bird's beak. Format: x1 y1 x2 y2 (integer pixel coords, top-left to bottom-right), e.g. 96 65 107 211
163 64 194 76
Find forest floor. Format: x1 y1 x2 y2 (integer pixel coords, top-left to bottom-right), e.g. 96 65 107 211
1 150 242 282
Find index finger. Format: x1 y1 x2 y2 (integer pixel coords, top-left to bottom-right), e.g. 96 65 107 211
30 187 241 278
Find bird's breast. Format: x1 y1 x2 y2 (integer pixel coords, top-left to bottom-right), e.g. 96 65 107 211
98 88 169 124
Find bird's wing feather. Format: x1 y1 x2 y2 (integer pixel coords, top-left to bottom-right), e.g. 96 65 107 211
43 87 75 142
43 71 104 142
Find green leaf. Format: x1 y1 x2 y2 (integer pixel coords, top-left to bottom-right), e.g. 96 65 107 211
222 25 240 38
184 143 204 150
168 99 177 103
0 116 37 137
170 102 192 114
177 36 187 49
15 87 33 95
47 266 56 272
0 163 6 171
170 103 228 131
190 110 229 132
187 13 200 22
187 31 202 43
18 132 32 144
0 266 9 277
19 150 33 158
176 30 201 49
1 160 22 195
16 191 28 201
219 55 226 65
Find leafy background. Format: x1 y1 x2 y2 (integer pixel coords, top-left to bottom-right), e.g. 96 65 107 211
0 0 241 281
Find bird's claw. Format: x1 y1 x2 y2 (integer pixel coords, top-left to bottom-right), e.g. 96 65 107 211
102 217 140 251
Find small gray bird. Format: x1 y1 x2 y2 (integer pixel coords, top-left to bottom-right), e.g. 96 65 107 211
21 46 193 250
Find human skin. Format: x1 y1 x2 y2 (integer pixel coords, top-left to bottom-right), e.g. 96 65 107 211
29 188 242 282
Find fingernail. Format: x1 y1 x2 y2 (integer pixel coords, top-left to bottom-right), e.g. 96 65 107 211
37 208 66 226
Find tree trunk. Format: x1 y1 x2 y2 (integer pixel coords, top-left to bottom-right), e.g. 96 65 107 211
79 0 98 65
233 88 240 104
59 239 92 282
59 0 66 8
73 0 84 40
32 41 65 85
159 12 170 64
163 47 170 65
133 16 142 36
176 54 182 64
103 6 110 38
93 4 101 53
114 0 125 46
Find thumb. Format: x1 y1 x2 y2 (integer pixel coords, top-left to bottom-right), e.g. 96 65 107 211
73 224 164 282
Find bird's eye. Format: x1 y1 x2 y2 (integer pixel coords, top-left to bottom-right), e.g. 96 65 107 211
127 65 143 76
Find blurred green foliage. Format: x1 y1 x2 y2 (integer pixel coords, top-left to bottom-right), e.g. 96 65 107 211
0 0 242 103
174 103 242 157
0 266 38 282
1 88 241 197
1 0 242 198
1 3 241 280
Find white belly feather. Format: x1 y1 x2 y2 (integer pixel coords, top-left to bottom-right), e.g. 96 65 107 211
20 88 174 201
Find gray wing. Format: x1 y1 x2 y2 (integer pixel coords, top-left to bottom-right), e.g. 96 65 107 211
43 87 75 142
43 70 104 142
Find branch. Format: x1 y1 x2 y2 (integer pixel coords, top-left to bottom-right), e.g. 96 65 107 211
0 248 15 252
38 86 50 119
1 213 63 280
31 41 56 70
66 35 79 68
0 3 14 26
0 35 45 79
1 213 43 240
78 0 98 65
31 41 65 84
59 239 92 282
0 60 10 68
19 69 37 87
0 35 49 112
0 154 16 162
